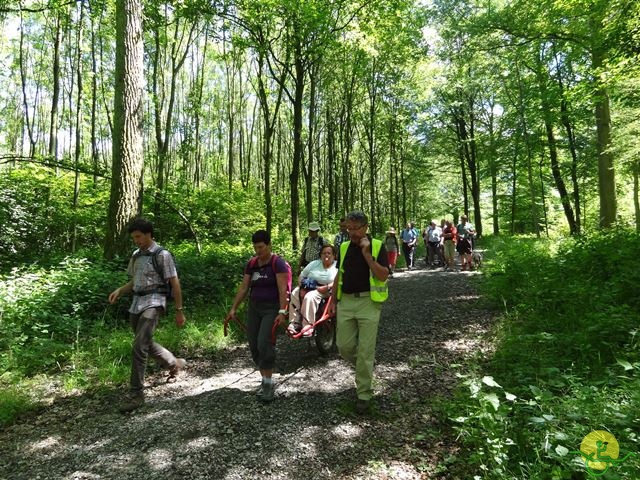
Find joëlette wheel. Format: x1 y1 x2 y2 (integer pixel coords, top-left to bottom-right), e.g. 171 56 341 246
315 318 336 355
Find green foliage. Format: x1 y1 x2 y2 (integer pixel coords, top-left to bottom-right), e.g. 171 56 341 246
0 256 127 376
0 166 110 270
443 232 640 478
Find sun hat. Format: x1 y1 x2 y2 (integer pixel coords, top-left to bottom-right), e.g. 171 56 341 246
387 227 396 234
308 221 321 231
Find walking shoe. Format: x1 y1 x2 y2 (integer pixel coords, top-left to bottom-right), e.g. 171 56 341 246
355 399 372 415
302 327 314 338
168 358 186 379
260 381 275 402
287 323 301 335
119 393 145 413
256 379 264 397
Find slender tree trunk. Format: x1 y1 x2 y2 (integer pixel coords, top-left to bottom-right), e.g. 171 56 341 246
515 58 540 237
48 12 62 161
90 11 99 186
104 0 144 259
634 159 640 232
19 14 37 158
290 46 305 250
536 57 577 235
72 2 85 253
304 63 318 223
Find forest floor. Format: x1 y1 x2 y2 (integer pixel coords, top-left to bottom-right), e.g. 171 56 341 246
0 255 497 480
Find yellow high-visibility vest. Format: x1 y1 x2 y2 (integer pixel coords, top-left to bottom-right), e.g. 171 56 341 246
336 239 388 303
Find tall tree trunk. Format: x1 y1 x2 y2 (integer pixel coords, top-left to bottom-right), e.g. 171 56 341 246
592 46 617 228
72 2 85 253
104 0 144 260
290 46 305 250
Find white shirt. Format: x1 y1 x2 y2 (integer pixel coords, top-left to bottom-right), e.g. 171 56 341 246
300 259 338 285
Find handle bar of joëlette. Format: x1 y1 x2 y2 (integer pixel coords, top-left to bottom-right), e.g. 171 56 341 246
224 296 335 345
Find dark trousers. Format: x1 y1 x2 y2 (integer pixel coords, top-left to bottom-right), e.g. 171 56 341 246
129 307 176 394
247 301 279 370
402 243 415 268
427 241 442 266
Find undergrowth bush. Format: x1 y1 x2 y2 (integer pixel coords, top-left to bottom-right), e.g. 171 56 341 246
444 230 640 479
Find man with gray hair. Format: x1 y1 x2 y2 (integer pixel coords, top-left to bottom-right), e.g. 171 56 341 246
329 211 389 414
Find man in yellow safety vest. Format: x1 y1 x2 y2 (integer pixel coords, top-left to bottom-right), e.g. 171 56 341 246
328 210 389 414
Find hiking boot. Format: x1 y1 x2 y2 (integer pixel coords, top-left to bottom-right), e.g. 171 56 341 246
168 358 186 378
355 398 372 415
119 393 144 413
260 381 275 403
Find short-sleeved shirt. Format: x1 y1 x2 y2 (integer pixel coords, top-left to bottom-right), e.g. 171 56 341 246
128 242 177 314
400 228 418 245
334 231 349 252
339 238 388 294
301 235 328 265
246 254 288 303
427 226 442 243
457 222 475 240
300 259 338 285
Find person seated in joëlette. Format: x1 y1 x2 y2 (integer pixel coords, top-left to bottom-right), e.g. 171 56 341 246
288 244 338 337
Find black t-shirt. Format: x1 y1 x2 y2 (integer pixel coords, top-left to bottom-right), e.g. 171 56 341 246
339 237 388 294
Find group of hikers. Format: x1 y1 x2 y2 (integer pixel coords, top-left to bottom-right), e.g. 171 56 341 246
108 212 477 414
109 212 389 415
384 216 477 273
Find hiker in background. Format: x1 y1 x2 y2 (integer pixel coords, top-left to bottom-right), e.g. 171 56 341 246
298 221 327 274
456 215 476 271
384 227 399 275
400 222 418 270
287 244 338 337
108 217 186 413
442 219 457 271
329 211 389 415
425 220 443 268
439 219 446 265
224 230 289 403
334 217 349 252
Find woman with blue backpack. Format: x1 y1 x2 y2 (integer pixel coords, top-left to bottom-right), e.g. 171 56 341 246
224 229 291 403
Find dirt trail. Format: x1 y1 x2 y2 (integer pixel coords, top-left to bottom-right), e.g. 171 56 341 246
0 259 495 480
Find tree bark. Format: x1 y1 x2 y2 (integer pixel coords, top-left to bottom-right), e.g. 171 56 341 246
104 0 144 260
592 46 617 228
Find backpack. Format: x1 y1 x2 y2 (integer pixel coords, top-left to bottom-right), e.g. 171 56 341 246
248 254 293 299
134 246 176 302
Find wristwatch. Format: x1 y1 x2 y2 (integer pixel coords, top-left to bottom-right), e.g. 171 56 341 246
278 309 287 315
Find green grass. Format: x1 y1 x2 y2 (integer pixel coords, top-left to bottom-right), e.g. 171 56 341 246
440 230 640 479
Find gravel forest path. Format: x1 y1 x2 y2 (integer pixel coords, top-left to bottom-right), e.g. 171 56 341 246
0 257 496 480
